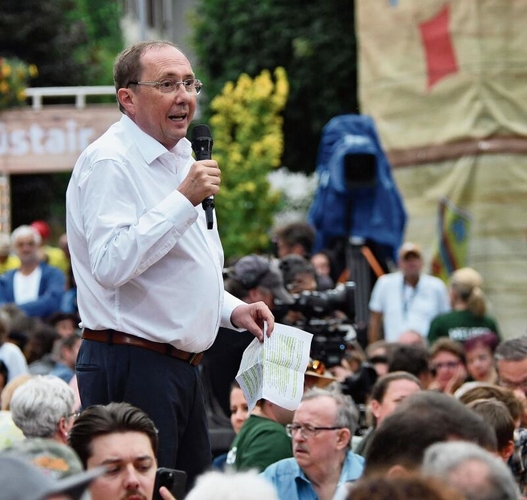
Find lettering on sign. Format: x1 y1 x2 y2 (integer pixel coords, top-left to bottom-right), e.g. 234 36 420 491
0 106 121 174
0 121 94 156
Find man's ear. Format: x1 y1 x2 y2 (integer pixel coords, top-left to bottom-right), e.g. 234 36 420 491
117 88 135 115
56 416 69 443
370 399 381 420
336 428 352 450
386 464 414 478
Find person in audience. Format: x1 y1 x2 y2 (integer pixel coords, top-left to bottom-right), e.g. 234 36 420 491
495 336 527 427
24 323 61 366
365 340 390 378
367 242 450 344
279 254 318 295
428 267 501 345
429 337 468 394
212 381 249 470
343 473 466 500
0 374 29 450
186 470 278 500
422 441 520 500
10 375 76 444
457 383 524 427
387 342 433 388
0 453 104 500
3 437 84 478
29 333 81 383
464 332 499 384
363 390 497 477
0 315 28 383
69 402 177 500
226 397 294 472
354 371 422 456
0 225 65 319
466 398 516 462
272 221 316 259
30 220 70 275
261 387 364 500
47 312 79 339
310 249 336 290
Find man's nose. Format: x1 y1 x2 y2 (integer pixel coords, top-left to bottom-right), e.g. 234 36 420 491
123 465 141 490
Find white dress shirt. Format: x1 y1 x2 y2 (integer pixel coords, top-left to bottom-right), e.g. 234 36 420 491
66 115 243 353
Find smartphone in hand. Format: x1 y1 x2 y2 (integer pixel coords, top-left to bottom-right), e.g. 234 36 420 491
153 467 187 500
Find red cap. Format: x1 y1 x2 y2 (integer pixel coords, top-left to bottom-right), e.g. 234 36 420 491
31 220 51 240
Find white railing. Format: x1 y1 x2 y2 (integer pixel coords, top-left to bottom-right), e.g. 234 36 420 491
24 86 116 110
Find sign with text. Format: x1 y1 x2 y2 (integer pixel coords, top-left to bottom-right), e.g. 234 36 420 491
0 105 121 174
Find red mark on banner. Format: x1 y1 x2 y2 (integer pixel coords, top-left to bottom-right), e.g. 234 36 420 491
419 4 458 89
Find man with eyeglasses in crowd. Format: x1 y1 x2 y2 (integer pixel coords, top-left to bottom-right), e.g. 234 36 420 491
9 374 77 445
261 387 364 500
495 335 527 427
66 40 275 488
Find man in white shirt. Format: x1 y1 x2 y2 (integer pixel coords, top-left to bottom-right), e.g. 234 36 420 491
367 242 450 344
66 41 274 488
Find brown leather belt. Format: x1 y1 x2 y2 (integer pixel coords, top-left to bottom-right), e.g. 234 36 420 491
82 328 203 366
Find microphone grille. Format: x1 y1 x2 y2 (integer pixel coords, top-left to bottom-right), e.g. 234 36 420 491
192 124 212 141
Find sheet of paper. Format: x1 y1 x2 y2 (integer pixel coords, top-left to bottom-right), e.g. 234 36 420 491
236 323 313 412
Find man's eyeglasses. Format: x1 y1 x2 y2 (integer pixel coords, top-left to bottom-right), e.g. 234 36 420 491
127 78 203 95
286 423 343 438
68 411 81 420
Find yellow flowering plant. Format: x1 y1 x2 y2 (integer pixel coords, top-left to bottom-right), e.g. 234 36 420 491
209 67 289 259
0 57 38 110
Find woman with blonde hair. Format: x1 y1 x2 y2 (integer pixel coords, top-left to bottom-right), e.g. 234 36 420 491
427 267 500 346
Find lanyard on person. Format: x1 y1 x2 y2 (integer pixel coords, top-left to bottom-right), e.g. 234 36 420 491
402 281 418 318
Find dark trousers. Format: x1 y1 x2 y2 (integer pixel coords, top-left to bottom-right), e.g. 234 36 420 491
76 339 212 487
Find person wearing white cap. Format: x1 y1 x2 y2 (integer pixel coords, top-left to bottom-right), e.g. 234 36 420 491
367 242 450 344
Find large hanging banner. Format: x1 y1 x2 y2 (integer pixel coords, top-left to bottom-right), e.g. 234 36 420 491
356 0 527 338
356 0 527 150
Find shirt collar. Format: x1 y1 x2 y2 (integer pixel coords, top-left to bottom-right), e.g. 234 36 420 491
119 114 192 165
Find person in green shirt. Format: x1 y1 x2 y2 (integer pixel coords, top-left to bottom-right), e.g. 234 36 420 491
226 398 294 472
428 267 501 345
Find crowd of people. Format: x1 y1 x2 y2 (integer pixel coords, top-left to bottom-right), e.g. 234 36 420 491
0 39 525 500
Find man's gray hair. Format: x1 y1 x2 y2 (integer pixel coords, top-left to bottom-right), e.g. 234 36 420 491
495 336 527 362
301 386 359 447
10 225 41 246
422 441 520 500
185 470 278 500
10 375 75 438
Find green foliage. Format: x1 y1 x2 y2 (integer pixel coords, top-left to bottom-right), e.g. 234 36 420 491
210 68 289 259
191 0 358 174
0 57 38 111
69 0 124 86
0 0 89 86
0 0 123 88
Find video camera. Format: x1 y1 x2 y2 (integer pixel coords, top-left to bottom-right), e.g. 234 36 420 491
275 281 356 368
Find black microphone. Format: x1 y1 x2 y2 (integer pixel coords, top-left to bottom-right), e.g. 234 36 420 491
191 124 214 230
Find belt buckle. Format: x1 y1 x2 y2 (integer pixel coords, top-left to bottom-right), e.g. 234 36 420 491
188 353 198 365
